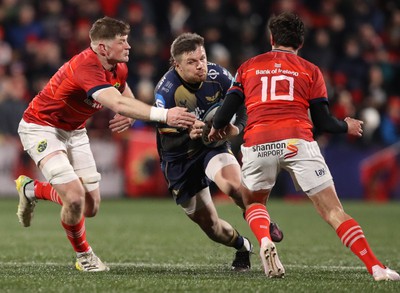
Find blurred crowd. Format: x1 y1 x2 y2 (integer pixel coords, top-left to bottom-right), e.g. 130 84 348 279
0 0 399 147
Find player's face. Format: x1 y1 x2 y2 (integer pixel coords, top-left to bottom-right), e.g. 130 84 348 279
176 46 208 84
105 35 131 63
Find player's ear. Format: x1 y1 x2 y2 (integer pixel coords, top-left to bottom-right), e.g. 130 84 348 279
174 60 181 71
269 34 274 46
97 42 108 56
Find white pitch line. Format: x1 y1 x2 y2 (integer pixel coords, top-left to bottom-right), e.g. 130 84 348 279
0 261 366 271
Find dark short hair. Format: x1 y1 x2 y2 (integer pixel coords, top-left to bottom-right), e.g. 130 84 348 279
170 33 204 64
89 16 130 41
268 12 305 49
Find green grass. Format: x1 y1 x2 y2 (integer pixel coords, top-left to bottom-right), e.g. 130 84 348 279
0 197 399 292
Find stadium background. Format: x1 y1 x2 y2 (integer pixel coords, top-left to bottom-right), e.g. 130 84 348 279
0 0 399 200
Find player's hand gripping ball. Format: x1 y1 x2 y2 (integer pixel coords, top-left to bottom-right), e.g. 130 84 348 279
201 104 226 148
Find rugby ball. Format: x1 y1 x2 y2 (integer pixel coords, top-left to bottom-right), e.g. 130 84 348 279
201 104 226 148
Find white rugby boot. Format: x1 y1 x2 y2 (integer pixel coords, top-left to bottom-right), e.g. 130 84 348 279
15 175 36 227
372 265 400 281
75 250 110 272
260 237 285 278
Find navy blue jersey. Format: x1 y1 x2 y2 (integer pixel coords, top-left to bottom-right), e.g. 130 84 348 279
154 63 234 204
155 62 233 162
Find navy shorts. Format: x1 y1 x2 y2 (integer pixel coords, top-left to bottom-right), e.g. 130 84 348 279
161 145 231 205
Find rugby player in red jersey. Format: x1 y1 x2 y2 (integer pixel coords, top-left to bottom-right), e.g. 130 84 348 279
209 12 399 281
15 16 195 272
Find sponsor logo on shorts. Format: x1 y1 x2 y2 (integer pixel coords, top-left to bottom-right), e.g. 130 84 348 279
284 142 298 159
37 140 47 153
253 140 301 158
314 168 326 177
253 142 286 157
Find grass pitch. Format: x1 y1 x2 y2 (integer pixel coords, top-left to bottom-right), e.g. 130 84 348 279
0 197 399 292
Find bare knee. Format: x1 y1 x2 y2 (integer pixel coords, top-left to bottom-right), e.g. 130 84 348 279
214 175 244 209
61 196 85 224
225 183 245 209
66 195 85 213
223 183 238 198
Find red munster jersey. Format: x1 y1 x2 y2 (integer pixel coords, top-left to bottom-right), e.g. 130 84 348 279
23 48 128 130
229 49 328 146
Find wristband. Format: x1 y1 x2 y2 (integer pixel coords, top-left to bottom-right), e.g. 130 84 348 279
150 107 168 123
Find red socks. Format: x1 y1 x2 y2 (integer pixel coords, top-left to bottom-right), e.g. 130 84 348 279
336 218 383 274
34 180 63 205
61 217 90 253
246 205 383 275
35 181 90 254
245 203 271 245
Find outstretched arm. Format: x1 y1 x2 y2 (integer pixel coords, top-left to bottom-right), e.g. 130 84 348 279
95 86 196 128
109 83 135 133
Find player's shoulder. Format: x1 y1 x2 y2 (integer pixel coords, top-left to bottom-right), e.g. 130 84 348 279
69 48 102 71
156 67 179 90
237 52 267 71
73 48 97 63
293 54 319 70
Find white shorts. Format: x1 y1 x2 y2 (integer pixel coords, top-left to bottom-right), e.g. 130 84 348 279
241 139 333 195
18 119 96 171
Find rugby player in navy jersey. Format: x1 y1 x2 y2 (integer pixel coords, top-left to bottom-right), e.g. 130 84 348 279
154 33 283 271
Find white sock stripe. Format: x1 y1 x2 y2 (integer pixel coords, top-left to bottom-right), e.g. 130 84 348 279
64 222 86 238
343 230 363 247
76 225 86 237
50 189 57 202
347 235 366 249
246 209 269 221
65 230 73 238
246 212 270 224
247 215 270 226
65 229 84 238
247 210 269 220
340 226 361 244
248 209 268 216
50 189 62 205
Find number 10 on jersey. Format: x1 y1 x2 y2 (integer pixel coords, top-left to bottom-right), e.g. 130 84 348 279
260 75 294 102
